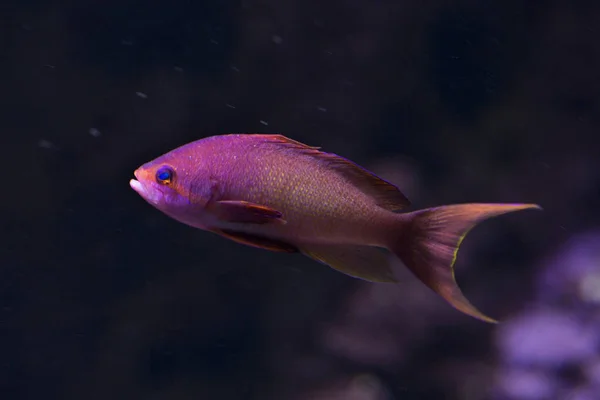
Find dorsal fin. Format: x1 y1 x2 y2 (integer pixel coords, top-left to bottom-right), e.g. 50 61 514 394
251 134 323 151
256 134 411 212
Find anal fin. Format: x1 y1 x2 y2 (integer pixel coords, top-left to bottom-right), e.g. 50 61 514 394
301 244 397 283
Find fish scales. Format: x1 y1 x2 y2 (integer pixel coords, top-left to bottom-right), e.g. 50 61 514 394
197 137 385 242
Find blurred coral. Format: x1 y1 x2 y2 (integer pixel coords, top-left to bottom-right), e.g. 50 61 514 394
493 231 600 400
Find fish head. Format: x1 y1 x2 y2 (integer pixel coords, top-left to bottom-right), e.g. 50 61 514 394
130 164 182 205
129 150 213 227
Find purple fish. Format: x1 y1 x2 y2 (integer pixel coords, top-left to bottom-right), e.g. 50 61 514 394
130 134 541 322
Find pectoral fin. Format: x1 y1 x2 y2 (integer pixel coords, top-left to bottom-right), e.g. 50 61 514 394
214 200 286 224
213 229 298 253
301 244 398 283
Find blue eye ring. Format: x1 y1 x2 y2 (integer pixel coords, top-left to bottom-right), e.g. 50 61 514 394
155 166 174 185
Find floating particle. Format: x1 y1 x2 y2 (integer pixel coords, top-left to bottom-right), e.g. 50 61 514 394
89 128 101 137
260 120 269 126
231 65 240 72
37 139 57 149
272 35 283 44
210 39 219 45
174 66 183 72
317 107 327 112
136 92 148 99
226 104 236 109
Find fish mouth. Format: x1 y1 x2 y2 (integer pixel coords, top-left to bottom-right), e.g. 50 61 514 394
129 178 144 194
130 168 147 195
130 177 158 204
130 169 163 205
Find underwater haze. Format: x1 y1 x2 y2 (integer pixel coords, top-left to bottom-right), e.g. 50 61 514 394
2 1 600 399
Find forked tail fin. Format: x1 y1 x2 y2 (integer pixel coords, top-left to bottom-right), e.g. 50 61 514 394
390 203 542 323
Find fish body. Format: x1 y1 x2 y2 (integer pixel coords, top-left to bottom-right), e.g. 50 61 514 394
130 134 541 323
134 135 401 244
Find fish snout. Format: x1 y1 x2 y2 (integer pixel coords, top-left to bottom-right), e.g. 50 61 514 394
129 167 164 205
130 168 147 194
134 167 155 182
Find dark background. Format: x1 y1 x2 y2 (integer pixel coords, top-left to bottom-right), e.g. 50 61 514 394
3 1 600 399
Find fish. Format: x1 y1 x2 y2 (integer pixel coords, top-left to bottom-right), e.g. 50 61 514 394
129 133 541 323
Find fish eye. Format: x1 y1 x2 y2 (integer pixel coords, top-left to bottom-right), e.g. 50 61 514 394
155 167 174 185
